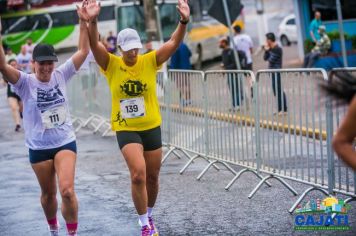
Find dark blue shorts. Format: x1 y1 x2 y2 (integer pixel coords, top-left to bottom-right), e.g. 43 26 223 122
29 141 77 164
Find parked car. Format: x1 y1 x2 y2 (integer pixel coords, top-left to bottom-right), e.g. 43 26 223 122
278 14 297 46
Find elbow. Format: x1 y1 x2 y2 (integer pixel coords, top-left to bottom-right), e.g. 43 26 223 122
332 137 340 154
332 135 345 155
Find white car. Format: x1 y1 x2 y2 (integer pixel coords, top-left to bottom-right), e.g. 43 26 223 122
278 14 297 46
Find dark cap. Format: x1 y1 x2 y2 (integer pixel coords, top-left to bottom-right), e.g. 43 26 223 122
234 25 241 33
32 44 58 62
265 32 276 42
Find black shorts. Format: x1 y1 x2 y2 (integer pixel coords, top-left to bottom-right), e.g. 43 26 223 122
116 126 162 151
29 141 77 164
7 84 21 101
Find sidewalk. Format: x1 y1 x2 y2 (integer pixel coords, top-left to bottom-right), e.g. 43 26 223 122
0 87 355 235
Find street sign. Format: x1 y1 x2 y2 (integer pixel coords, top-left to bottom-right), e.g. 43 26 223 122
207 0 244 27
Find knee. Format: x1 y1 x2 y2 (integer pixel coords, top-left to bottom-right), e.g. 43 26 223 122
131 170 146 186
59 185 75 200
41 191 56 203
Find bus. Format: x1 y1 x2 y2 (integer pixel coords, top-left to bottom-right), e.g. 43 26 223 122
1 0 117 53
117 0 244 69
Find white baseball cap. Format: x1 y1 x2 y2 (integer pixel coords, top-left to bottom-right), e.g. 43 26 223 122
117 28 143 52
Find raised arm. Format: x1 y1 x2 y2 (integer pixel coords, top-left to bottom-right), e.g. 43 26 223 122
156 0 190 66
0 17 20 84
71 1 90 70
85 0 109 70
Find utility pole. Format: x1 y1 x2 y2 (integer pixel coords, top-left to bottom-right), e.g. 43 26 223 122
143 0 159 42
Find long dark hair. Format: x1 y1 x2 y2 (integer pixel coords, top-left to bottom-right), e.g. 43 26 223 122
321 71 356 104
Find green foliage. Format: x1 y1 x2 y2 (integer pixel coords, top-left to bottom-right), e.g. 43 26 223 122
327 31 350 40
351 35 356 50
304 39 314 53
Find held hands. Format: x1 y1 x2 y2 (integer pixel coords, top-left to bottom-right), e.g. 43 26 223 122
85 0 101 22
76 0 89 21
177 0 190 22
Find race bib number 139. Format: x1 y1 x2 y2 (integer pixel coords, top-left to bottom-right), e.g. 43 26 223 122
120 97 145 119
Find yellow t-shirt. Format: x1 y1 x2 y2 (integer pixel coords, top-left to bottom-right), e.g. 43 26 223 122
101 51 161 131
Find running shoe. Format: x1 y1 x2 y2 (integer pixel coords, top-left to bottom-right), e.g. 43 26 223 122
141 225 151 236
15 124 21 132
149 217 159 236
48 222 60 236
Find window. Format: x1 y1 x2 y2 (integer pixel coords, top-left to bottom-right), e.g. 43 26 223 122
286 18 295 25
309 0 356 21
98 6 115 21
118 6 147 41
51 11 78 27
159 4 178 41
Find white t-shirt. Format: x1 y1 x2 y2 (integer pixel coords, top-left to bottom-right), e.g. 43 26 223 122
16 53 32 73
25 44 35 54
12 58 77 150
233 34 254 64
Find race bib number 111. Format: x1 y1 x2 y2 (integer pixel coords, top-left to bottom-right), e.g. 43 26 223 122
41 105 67 129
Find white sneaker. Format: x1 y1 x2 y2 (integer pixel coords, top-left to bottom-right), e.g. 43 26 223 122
48 220 60 236
48 225 59 236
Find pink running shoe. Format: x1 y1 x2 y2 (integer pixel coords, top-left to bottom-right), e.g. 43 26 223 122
148 217 159 236
141 225 151 236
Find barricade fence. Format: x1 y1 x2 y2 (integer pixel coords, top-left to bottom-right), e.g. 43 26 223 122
67 64 356 211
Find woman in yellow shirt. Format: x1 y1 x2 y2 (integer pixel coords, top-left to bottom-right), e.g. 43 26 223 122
83 0 190 235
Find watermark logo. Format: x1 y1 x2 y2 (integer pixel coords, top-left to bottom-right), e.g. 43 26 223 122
294 197 351 231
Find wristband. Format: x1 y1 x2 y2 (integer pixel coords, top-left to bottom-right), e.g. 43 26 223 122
179 19 189 25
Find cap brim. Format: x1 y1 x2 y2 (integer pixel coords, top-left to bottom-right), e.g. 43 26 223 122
121 42 143 52
34 56 58 62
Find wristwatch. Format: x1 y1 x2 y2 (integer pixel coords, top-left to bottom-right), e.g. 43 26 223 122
179 18 189 25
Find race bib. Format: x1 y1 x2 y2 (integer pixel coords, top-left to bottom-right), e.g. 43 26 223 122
120 97 145 119
41 105 67 129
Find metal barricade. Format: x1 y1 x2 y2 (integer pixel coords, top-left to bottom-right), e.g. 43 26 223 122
251 69 334 211
160 70 219 173
329 68 356 201
68 62 112 136
196 70 272 189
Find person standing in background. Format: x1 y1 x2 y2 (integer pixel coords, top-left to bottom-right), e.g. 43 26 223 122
263 32 287 115
310 11 322 44
233 25 254 99
170 42 192 106
4 59 23 132
16 45 32 73
219 37 246 111
233 25 253 70
106 31 117 54
24 38 35 54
